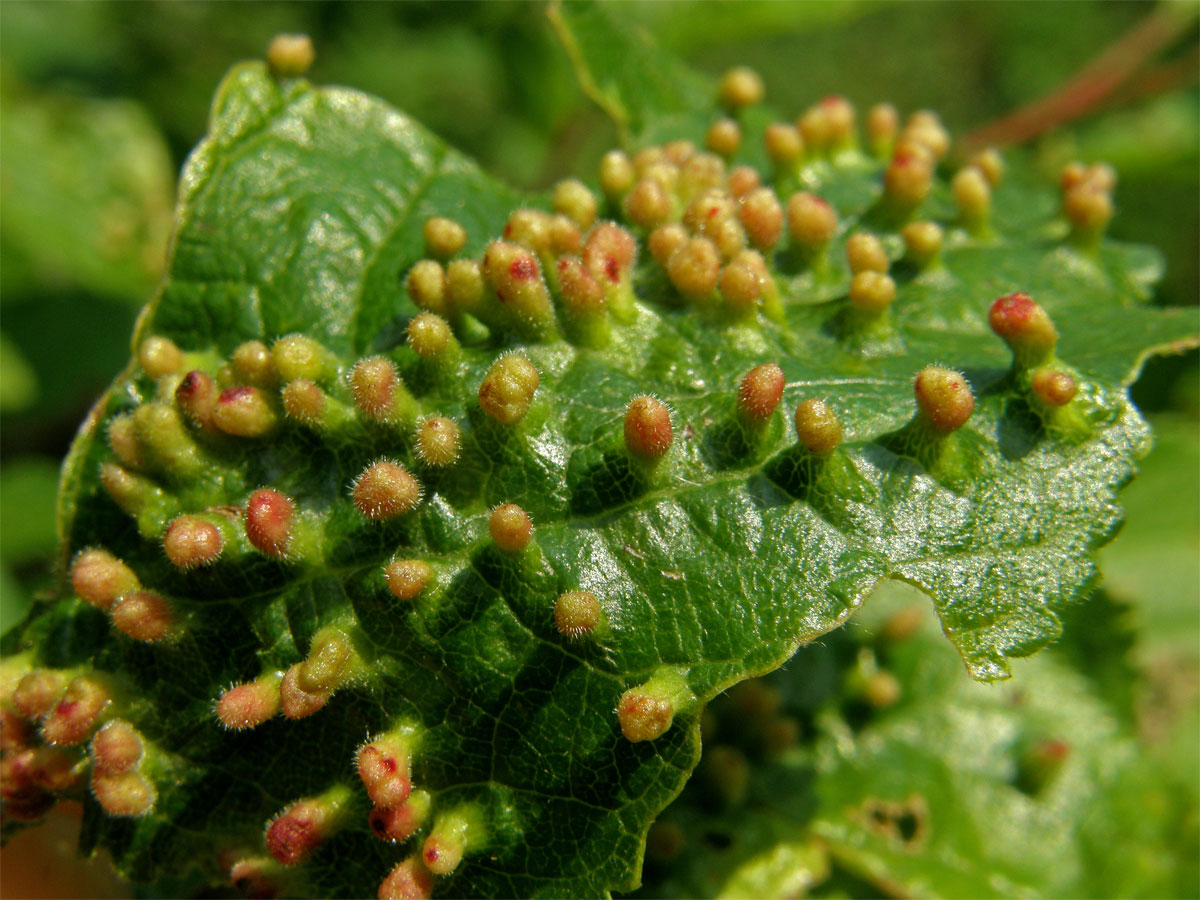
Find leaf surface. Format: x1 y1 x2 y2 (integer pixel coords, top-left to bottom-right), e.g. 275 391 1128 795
6 11 1196 898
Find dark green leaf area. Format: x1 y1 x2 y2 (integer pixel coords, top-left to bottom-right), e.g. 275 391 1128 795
633 583 1196 900
22 41 1195 900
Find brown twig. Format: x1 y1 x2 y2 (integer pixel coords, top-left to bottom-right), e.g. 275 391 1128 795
963 5 1198 152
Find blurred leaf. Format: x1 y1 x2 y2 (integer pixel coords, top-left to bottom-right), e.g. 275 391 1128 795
0 82 173 303
0 456 61 564
0 332 38 413
0 563 33 639
1100 412 1200 660
620 0 878 53
636 582 1198 899
0 294 138 436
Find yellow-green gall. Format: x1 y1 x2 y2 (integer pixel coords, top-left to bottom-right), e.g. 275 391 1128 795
738 187 784 250
353 460 422 520
272 334 332 382
232 340 274 385
719 256 763 312
884 152 933 209
648 224 686 270
554 591 601 638
12 670 66 720
718 66 765 109
107 414 144 469
618 690 674 743
212 386 278 438
503 209 552 253
787 192 837 249
138 336 183 378
415 417 461 467
815 95 856 148
111 590 173 643
489 504 533 553
549 214 583 256
764 122 804 166
1063 182 1113 233
737 363 785 426
708 217 748 262
624 177 671 230
478 353 539 425
953 166 991 227
662 139 697 167
866 102 899 156
648 223 689 267
969 148 1005 186
267 34 314 78
407 312 455 358
902 221 943 268
553 179 598 230
281 378 327 426
726 165 761 199
163 515 224 570
91 719 143 776
298 628 354 694
845 232 889 274
988 292 1058 364
423 217 467 259
849 271 897 314
667 237 720 298
175 370 217 429
679 152 725 198
902 110 950 160
797 104 835 153
1031 368 1078 407
92 770 156 818
131 402 200 474
406 259 449 316
71 548 139 612
624 395 673 462
599 149 635 200
863 670 902 709
705 118 742 158
683 189 736 235
914 365 974 433
481 240 554 328
1060 160 1115 195
385 559 435 601
350 356 408 423
446 258 484 310
556 256 605 315
795 399 842 455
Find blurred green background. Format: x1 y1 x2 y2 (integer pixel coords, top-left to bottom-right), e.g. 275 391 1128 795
0 1 1195 891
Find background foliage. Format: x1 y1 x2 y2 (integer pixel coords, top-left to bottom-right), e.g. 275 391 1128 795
0 2 1195 896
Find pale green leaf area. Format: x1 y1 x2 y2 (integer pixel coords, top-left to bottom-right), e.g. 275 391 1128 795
3 5 1196 897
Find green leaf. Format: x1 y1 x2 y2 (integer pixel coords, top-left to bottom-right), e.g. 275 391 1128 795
7 12 1197 899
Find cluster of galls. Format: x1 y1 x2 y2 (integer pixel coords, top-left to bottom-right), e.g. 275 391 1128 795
406 198 636 348
1 662 159 822
3 52 1111 899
